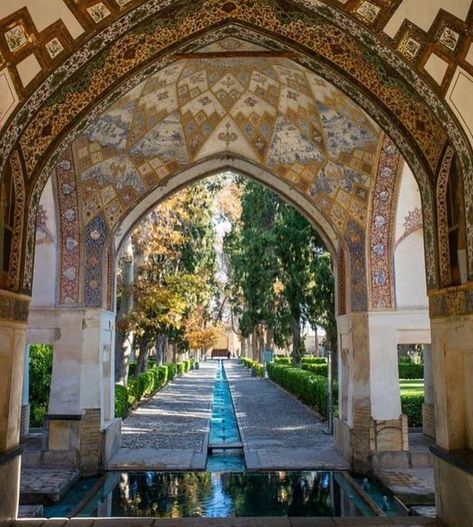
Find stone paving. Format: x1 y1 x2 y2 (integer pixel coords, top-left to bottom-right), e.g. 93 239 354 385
20 469 80 504
107 361 216 471
225 361 349 470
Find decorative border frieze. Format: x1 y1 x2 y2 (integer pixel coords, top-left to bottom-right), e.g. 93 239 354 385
0 289 30 321
429 283 473 318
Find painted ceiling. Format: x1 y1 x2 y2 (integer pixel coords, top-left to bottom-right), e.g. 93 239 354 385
72 38 381 236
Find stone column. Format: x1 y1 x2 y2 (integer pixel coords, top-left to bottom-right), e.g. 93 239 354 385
429 288 473 527
46 308 118 473
422 344 435 438
335 311 408 471
368 312 408 465
20 344 30 438
0 291 29 521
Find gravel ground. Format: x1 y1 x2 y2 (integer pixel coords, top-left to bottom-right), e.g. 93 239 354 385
121 361 216 450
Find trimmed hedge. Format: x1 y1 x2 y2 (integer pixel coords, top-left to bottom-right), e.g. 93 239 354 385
115 384 129 419
240 357 264 376
398 363 424 379
301 356 328 365
267 363 336 419
114 361 190 419
165 363 177 380
274 357 291 364
301 363 328 377
401 394 424 427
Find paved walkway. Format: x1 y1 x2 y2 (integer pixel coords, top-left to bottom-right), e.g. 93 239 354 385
107 361 217 470
226 361 349 470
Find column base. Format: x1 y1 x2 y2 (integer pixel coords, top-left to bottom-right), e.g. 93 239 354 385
432 446 473 527
44 409 103 474
422 402 436 439
335 416 410 470
0 447 21 520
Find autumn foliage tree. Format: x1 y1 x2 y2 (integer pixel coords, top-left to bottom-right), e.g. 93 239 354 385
117 181 220 374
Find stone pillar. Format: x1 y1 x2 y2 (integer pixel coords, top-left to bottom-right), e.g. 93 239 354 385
20 344 30 438
0 291 30 521
335 312 408 470
422 343 435 438
368 312 408 462
45 308 118 473
429 288 473 527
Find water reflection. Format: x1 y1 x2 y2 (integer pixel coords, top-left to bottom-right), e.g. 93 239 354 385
84 471 366 517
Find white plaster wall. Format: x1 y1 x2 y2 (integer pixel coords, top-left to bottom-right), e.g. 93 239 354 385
28 307 114 426
30 178 58 309
394 163 429 310
368 309 430 419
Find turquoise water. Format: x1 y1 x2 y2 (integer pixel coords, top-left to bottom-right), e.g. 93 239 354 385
76 470 371 517
209 360 241 446
353 475 405 516
43 477 99 517
207 360 245 471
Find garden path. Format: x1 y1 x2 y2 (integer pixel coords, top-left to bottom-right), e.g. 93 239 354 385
226 361 349 470
107 361 217 471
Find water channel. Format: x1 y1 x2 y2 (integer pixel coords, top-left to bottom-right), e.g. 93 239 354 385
43 360 402 518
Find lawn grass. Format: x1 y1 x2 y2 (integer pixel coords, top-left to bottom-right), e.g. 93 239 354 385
400 378 424 395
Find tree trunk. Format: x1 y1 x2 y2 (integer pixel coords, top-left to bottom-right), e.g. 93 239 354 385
291 315 302 365
265 325 273 350
251 328 258 361
156 333 165 366
136 336 150 374
115 331 132 384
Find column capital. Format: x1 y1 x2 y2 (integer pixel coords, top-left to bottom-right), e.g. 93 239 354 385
0 289 30 322
429 282 473 318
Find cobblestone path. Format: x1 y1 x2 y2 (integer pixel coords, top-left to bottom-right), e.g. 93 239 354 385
226 361 349 470
107 361 217 470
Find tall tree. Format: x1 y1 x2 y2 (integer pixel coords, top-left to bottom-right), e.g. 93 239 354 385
224 179 336 364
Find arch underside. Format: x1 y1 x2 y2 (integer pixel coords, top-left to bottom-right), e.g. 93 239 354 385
1 1 472 298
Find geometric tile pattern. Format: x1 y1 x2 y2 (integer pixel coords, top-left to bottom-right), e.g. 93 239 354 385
72 45 380 240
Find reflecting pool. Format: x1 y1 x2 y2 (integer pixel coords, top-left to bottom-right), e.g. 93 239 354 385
76 470 372 517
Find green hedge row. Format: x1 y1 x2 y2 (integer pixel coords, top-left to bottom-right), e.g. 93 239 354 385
301 363 328 377
274 357 291 364
114 359 193 419
401 394 424 427
398 363 424 379
267 363 336 419
240 357 264 376
301 356 328 365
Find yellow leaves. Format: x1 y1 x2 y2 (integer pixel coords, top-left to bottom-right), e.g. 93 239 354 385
184 306 221 350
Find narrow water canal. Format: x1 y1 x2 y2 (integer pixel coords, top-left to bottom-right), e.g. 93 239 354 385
43 360 402 518
206 359 245 472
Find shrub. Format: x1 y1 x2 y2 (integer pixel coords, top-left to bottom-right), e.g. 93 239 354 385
32 405 47 428
189 358 195 369
157 365 168 385
127 379 140 405
274 357 291 364
115 384 129 419
399 363 424 379
240 358 254 369
128 361 137 377
240 358 264 376
301 356 328 365
165 363 177 380
401 393 424 427
267 363 337 419
29 344 53 427
176 362 185 375
138 371 155 397
301 363 328 377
